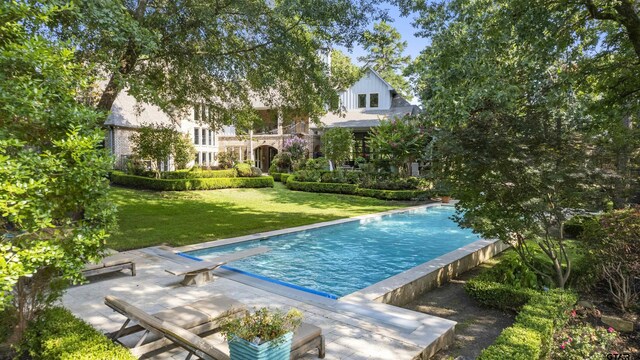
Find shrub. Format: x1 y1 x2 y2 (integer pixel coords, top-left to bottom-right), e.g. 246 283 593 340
221 308 303 345
281 173 291 183
478 290 577 360
286 177 357 194
580 208 640 312
217 151 237 169
234 163 253 177
161 169 237 179
282 137 307 162
360 175 425 190
464 278 537 311
22 307 135 360
251 166 262 177
563 215 596 239
551 323 617 359
476 253 540 289
293 170 322 182
111 171 273 190
271 173 282 182
302 157 330 171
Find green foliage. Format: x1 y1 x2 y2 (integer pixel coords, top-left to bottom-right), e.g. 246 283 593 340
221 308 303 345
283 137 308 163
293 170 322 183
477 254 540 289
321 127 353 166
478 290 577 360
321 170 363 184
173 134 197 170
234 163 253 177
464 279 537 311
111 171 273 191
217 152 237 169
0 1 115 344
563 215 597 239
368 115 430 177
161 169 237 179
22 307 135 360
301 158 330 171
580 208 640 311
281 174 291 184
286 177 357 194
354 188 431 201
56 0 383 129
330 50 363 90
271 173 282 182
130 124 195 177
286 176 431 200
358 21 411 98
401 0 640 289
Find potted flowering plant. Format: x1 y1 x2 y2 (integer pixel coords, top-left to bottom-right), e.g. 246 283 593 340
221 307 303 360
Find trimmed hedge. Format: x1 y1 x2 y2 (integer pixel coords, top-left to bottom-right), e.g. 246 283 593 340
464 278 538 311
111 171 274 191
23 307 136 360
285 176 431 200
281 173 291 183
355 188 431 201
477 290 577 360
286 177 358 194
161 169 237 179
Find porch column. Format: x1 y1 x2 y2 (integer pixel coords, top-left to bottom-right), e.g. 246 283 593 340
277 109 283 135
249 130 254 162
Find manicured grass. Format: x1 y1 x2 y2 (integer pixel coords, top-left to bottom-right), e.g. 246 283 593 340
107 183 407 250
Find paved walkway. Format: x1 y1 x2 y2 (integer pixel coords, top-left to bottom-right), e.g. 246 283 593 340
63 248 455 359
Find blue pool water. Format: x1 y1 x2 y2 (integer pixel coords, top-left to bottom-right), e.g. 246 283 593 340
187 206 479 297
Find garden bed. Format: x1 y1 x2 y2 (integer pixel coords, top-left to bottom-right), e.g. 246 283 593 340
111 171 273 191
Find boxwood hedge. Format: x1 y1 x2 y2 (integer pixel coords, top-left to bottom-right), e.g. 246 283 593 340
111 171 273 191
285 176 431 200
477 289 577 360
161 169 237 179
23 307 135 360
270 172 283 182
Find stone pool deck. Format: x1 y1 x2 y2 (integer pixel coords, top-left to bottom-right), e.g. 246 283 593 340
63 248 455 359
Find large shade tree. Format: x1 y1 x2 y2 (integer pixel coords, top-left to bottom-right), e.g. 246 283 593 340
398 0 640 288
54 0 383 131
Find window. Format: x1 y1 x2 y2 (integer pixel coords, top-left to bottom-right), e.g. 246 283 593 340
194 104 200 121
208 152 212 164
193 127 199 145
208 130 212 146
202 128 207 146
195 152 199 164
369 93 379 108
357 94 366 108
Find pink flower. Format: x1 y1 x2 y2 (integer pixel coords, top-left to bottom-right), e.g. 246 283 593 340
608 327 615 333
560 342 566 350
570 310 577 317
567 337 572 343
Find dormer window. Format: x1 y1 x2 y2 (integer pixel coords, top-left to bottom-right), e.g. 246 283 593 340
369 93 379 108
358 94 366 108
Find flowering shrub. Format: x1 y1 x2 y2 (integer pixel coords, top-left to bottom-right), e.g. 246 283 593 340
552 324 616 359
283 136 308 162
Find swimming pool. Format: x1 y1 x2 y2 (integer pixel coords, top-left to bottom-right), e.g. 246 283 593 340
187 206 480 298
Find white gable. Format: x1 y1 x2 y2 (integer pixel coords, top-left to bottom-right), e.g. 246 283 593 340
339 68 394 110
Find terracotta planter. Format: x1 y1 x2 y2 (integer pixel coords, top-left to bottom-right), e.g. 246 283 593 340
441 196 451 203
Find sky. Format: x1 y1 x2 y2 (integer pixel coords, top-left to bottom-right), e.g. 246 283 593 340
336 5 429 66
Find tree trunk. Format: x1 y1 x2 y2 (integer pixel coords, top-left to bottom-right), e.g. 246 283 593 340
613 115 633 209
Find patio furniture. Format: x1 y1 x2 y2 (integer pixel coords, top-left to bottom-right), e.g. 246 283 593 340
104 296 326 359
83 252 136 278
142 246 270 286
105 295 246 358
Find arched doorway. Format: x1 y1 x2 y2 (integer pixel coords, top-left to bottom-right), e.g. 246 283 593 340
254 145 278 173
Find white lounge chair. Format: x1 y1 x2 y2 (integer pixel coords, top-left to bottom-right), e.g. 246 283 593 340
141 246 270 285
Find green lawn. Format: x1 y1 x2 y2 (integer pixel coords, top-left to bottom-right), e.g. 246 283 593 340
107 183 408 250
